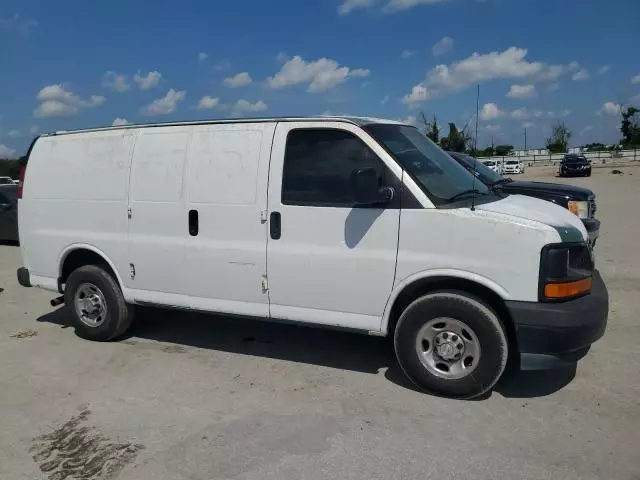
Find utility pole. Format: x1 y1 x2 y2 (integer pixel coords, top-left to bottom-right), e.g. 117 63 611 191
524 128 528 152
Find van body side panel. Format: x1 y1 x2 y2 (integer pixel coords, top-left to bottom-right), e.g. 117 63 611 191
126 126 190 296
19 131 136 287
183 123 274 316
266 122 401 331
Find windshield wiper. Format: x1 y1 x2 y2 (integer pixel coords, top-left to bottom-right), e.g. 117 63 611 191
447 189 485 203
491 178 513 187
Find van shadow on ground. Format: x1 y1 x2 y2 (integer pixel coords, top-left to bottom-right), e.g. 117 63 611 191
37 306 576 400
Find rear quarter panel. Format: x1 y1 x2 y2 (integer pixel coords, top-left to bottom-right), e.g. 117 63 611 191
19 130 136 287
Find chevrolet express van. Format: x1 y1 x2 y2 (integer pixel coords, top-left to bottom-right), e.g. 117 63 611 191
16 117 608 399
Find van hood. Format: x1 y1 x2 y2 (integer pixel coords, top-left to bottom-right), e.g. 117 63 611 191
476 194 587 242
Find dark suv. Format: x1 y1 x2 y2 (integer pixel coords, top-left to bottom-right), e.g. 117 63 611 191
448 152 600 247
559 154 591 177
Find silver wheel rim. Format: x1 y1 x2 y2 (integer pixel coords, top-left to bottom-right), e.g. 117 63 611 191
415 317 481 379
73 283 108 327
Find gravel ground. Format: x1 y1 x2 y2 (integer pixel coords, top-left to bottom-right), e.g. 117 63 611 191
1 165 639 480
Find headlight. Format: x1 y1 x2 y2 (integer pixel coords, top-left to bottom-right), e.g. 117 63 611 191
539 243 593 301
567 200 589 219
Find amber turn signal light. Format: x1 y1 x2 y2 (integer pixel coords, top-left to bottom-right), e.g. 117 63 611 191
544 277 592 299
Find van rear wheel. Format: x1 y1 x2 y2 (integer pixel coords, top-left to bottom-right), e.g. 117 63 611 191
394 291 508 399
64 265 133 341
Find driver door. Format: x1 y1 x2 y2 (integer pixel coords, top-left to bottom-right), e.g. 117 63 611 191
265 122 402 332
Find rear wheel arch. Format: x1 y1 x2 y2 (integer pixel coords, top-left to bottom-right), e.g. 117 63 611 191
383 275 518 353
58 245 124 292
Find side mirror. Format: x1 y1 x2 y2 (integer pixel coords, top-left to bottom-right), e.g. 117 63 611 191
350 168 394 206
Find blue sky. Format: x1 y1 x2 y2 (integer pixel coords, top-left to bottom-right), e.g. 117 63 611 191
1 0 640 157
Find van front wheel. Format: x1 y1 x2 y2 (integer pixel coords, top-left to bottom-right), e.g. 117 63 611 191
394 291 508 399
64 265 133 341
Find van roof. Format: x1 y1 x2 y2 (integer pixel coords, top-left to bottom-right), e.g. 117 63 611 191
46 116 408 137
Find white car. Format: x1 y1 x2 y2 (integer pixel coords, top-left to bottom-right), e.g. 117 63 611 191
503 159 525 174
16 116 608 399
482 160 503 175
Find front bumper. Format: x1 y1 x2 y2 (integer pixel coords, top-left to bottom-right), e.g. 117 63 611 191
583 218 600 247
506 270 608 370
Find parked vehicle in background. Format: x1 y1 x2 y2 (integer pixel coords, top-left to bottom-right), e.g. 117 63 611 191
16 117 608 399
559 154 591 177
0 184 19 242
0 176 16 185
502 159 525 174
482 159 503 175
448 152 600 247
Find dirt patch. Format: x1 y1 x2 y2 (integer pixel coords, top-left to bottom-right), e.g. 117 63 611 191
30 407 143 480
10 328 38 338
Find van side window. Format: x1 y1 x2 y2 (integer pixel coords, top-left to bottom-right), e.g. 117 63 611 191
282 129 391 207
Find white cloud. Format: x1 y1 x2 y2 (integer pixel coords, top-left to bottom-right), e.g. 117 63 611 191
266 55 370 92
402 83 429 106
198 52 208 64
401 50 416 59
480 103 504 121
547 83 560 92
522 122 535 129
411 47 544 98
510 107 529 120
134 71 162 90
338 0 376 15
533 110 544 118
580 126 593 136
34 84 105 118
214 60 231 71
0 144 16 157
381 95 389 105
630 93 640 103
102 71 131 92
0 14 38 36
632 74 640 84
484 124 501 133
598 102 621 116
559 109 572 117
432 36 453 56
140 89 186 115
384 0 450 12
597 65 611 75
276 52 289 63
572 69 590 81
223 72 252 88
232 99 268 116
196 95 220 110
112 118 129 126
29 125 39 135
507 84 536 98
8 129 21 137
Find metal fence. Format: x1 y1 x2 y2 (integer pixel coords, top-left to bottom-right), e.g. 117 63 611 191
482 149 639 167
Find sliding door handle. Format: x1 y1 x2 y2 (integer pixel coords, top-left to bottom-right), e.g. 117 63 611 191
270 211 281 240
189 209 199 236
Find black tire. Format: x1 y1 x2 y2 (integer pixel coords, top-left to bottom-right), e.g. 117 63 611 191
586 171 592 177
64 265 134 341
394 291 508 399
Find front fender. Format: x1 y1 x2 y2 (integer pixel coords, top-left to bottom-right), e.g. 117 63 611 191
380 269 511 335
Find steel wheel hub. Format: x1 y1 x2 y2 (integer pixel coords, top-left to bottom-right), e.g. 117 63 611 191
73 283 107 328
415 317 481 380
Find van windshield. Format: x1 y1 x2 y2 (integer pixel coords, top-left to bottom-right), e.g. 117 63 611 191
364 124 490 205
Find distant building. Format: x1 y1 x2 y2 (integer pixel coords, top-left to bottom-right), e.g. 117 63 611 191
511 149 550 157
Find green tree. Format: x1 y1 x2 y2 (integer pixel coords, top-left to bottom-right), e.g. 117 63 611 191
440 122 471 152
546 122 572 153
495 144 514 156
620 107 640 146
420 112 440 143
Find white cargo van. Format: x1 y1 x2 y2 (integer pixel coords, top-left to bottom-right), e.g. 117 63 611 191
16 117 608 399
